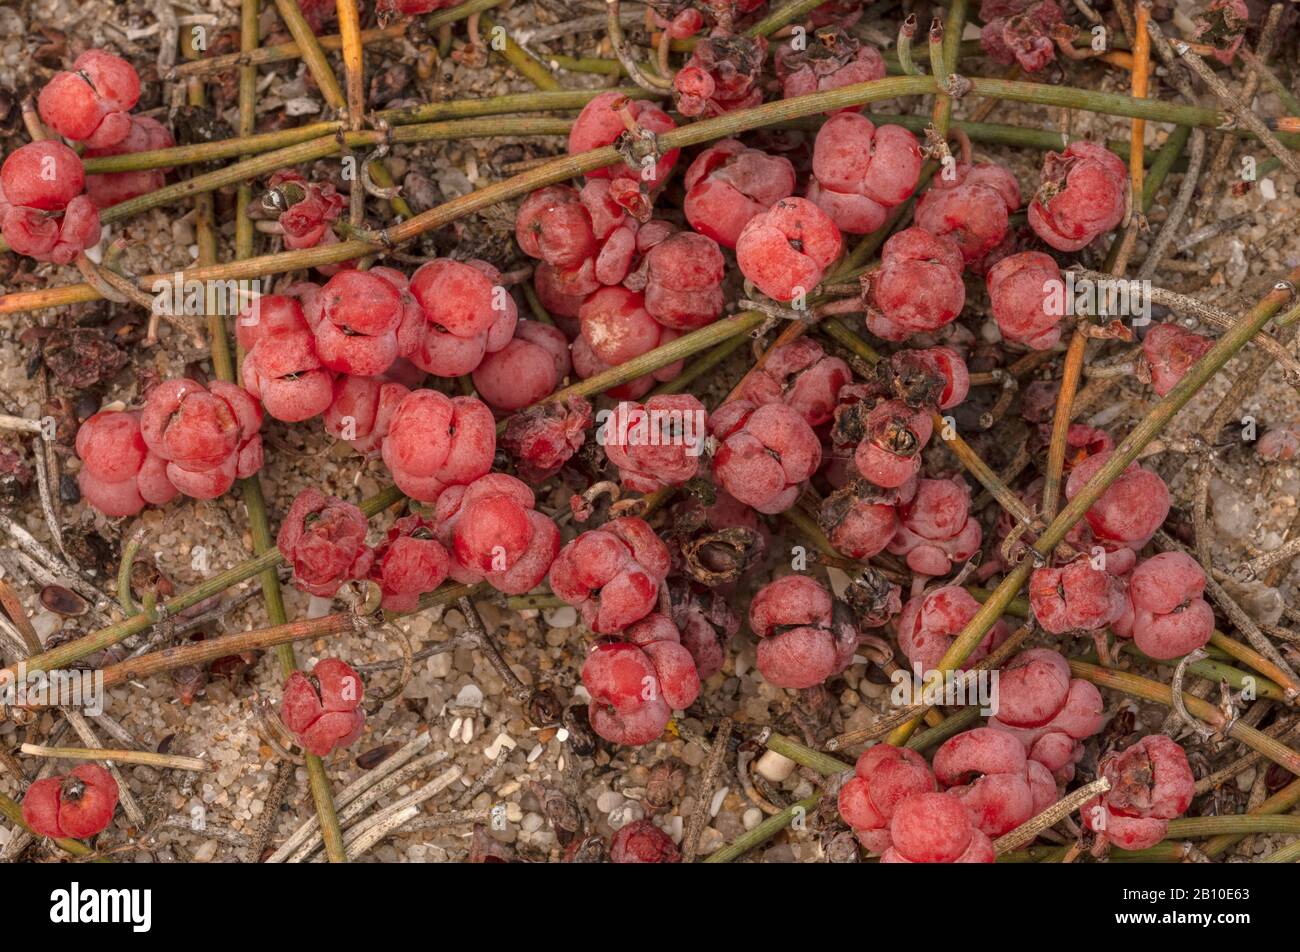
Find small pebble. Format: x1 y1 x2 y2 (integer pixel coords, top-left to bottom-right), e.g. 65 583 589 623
755 750 796 783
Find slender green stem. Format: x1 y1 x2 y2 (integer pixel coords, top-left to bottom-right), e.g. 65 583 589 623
702 794 820 863
649 334 750 397
0 486 403 680
765 734 852 777
746 0 824 38
115 529 146 616
499 311 767 433
905 707 981 751
897 16 920 76
1204 778 1300 858
480 13 561 91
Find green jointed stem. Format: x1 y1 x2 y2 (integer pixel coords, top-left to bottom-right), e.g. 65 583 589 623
649 334 750 397
747 0 825 37
1142 126 1192 210
765 734 852 777
702 794 820 863
480 14 561 91
906 707 981 751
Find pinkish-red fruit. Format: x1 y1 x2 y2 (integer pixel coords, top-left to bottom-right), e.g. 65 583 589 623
887 477 982 576
0 141 101 264
851 399 933 489
867 227 965 342
582 616 699 746
1084 735 1195 851
433 474 560 595
601 394 708 493
38 49 140 148
979 0 1064 71
710 400 822 514
896 585 1010 674
1064 450 1170 566
1118 551 1214 659
1140 323 1214 396
838 745 937 854
568 92 679 189
988 648 1105 782
934 727 1052 837
736 197 843 302
882 791 995 863
1029 559 1128 634
674 34 767 117
370 514 450 613
500 396 593 482
549 517 670 634
276 487 374 598
749 575 859 689
986 251 1064 350
738 337 850 427
916 161 1021 265
21 763 119 839
775 27 885 111
643 232 726 330
381 392 495 502
609 819 681 862
281 658 366 756
683 139 796 249
808 113 922 234
1029 141 1128 252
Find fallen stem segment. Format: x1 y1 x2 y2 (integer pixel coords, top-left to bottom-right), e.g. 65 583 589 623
20 744 208 772
1042 329 1089 524
886 266 1300 745
994 777 1110 853
97 613 359 691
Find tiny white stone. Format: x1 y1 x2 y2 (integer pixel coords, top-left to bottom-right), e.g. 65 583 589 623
709 786 729 818
305 595 333 619
449 716 464 740
526 744 545 763
755 750 797 783
543 605 578 628
459 718 475 744
1260 179 1278 201
483 732 517 760
555 728 569 743
742 808 763 831
455 683 484 708
596 790 624 814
